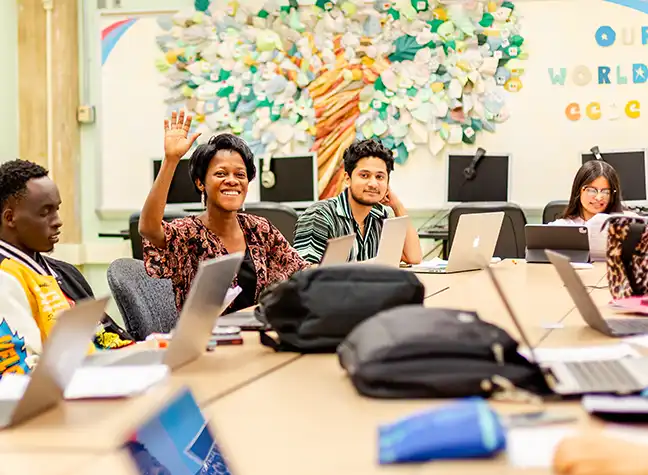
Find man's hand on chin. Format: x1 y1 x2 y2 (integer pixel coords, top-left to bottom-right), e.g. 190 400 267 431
380 187 406 216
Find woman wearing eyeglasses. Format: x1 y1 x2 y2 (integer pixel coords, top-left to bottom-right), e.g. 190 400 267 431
550 160 634 260
553 160 625 225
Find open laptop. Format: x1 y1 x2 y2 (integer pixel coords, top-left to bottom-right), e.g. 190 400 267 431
85 253 243 369
217 235 354 330
0 297 109 428
321 234 355 266
525 225 590 263
485 265 648 395
547 249 648 336
414 212 504 274
373 216 409 267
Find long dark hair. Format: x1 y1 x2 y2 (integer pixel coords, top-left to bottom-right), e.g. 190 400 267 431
563 160 623 219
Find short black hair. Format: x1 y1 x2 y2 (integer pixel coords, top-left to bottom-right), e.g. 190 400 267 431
188 134 256 196
0 159 49 215
343 139 395 176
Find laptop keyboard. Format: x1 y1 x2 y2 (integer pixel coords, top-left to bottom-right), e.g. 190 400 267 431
563 360 638 392
609 319 648 334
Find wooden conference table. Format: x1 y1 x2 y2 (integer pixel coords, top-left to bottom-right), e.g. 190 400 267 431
1 260 616 474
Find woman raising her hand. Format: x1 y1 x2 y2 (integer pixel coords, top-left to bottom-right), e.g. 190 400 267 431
139 111 309 313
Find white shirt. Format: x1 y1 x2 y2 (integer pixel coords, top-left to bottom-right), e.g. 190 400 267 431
549 212 636 261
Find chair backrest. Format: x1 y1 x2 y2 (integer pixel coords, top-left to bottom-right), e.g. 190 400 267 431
107 258 179 341
542 200 569 224
448 202 527 259
242 202 299 245
129 210 191 260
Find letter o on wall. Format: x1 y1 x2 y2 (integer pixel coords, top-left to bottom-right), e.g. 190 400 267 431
595 25 616 47
572 65 593 86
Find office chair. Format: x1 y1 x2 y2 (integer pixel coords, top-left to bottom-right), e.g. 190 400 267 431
107 258 179 341
128 210 191 260
448 202 527 259
242 202 299 245
542 200 568 224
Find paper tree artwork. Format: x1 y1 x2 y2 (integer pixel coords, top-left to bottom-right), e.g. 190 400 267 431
156 0 526 198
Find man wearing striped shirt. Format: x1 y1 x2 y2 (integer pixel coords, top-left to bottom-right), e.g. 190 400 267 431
294 139 422 265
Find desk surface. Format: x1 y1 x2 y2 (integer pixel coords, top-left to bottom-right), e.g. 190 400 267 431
0 334 297 452
205 355 595 475
425 261 607 345
203 260 611 475
0 260 627 475
0 451 137 475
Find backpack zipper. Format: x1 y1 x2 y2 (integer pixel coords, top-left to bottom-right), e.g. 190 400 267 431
492 342 504 366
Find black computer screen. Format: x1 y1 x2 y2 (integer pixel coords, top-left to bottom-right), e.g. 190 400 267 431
152 159 201 204
580 150 647 201
447 154 510 202
259 155 317 204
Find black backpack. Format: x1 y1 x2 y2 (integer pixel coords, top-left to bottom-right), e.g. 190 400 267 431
337 305 552 399
255 265 425 353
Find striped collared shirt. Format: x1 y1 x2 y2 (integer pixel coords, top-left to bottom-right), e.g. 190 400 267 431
294 189 388 264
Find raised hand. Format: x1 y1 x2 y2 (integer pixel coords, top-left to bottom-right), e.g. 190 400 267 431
164 110 201 162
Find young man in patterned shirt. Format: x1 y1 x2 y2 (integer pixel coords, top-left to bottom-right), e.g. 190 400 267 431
294 139 422 265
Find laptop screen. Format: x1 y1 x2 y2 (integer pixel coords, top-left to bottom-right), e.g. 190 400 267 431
125 388 231 475
484 266 540 365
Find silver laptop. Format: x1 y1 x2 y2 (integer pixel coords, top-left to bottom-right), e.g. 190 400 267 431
217 235 354 330
417 212 504 274
486 265 648 395
85 253 243 370
373 216 409 267
0 297 109 428
547 249 648 337
321 234 356 266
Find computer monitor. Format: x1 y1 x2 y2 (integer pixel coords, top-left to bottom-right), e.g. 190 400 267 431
580 149 647 202
152 159 201 205
255 153 318 208
446 153 510 203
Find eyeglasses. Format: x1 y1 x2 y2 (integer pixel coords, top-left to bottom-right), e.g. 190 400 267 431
582 186 614 199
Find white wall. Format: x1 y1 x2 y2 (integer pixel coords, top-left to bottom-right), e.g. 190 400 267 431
94 0 648 215
0 0 18 160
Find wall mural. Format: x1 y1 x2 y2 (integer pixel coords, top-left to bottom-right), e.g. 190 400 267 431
155 0 526 198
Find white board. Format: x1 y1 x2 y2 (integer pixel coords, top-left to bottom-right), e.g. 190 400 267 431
97 0 648 213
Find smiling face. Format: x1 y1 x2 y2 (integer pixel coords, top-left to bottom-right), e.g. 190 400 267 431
199 149 249 212
345 156 389 206
1 176 62 253
579 175 612 220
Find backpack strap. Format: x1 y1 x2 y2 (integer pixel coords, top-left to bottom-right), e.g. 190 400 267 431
259 330 280 350
621 221 646 296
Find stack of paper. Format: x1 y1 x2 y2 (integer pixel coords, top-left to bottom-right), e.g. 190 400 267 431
508 424 648 468
518 344 640 363
623 334 648 348
222 286 242 310
65 365 169 399
410 257 447 270
570 262 594 270
410 256 502 271
0 365 169 401
507 426 574 468
609 296 648 315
